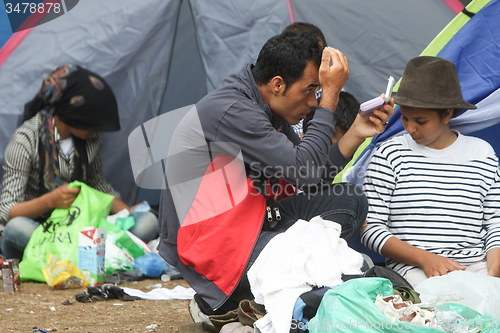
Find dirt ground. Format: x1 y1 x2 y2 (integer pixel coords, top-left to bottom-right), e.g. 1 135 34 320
0 278 195 333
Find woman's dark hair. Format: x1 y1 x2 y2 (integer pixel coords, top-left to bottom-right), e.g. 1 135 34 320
429 108 461 119
252 31 321 93
303 91 359 134
282 22 327 48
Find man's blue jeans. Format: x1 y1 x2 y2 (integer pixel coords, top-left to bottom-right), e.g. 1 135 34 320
198 182 368 315
0 212 158 260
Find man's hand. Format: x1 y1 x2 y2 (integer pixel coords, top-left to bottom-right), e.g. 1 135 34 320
418 251 466 278
48 185 80 209
318 47 349 111
337 95 395 158
352 95 394 138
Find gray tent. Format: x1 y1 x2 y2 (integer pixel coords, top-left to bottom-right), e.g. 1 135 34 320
0 0 460 205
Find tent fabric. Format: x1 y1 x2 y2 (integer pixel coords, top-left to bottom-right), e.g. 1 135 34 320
443 0 468 13
0 0 181 204
418 0 492 59
0 0 459 205
189 0 291 92
290 0 457 103
0 6 13 47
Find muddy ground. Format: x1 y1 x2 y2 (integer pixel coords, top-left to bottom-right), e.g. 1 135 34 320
0 279 195 333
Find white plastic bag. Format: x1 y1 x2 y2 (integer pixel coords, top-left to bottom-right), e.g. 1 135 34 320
416 271 500 320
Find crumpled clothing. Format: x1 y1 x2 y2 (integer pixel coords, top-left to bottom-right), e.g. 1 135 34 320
122 285 195 300
75 284 139 303
374 294 436 326
209 299 266 331
220 322 253 333
393 286 421 303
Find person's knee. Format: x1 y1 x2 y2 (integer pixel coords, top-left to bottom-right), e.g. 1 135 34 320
343 183 367 221
343 182 366 202
3 217 38 241
330 182 367 218
129 212 159 243
324 183 367 241
1 217 38 259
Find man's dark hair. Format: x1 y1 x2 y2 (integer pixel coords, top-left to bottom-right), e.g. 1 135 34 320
282 22 327 48
303 91 360 133
252 31 321 93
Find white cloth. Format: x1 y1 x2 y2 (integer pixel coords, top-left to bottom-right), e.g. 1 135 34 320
59 137 74 159
220 322 253 333
121 285 195 300
254 314 277 333
247 215 363 333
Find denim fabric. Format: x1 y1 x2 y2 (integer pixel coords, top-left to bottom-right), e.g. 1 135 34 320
0 211 159 260
249 182 368 266
204 182 368 315
0 217 39 260
129 211 159 244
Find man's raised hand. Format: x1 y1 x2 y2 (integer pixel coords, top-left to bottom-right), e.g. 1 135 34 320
318 47 349 110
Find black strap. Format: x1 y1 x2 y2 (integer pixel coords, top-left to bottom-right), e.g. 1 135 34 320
38 136 47 196
71 136 88 183
461 8 475 18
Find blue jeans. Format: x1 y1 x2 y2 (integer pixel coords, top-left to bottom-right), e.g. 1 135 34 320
129 211 159 244
202 182 368 315
0 212 158 260
1 217 38 260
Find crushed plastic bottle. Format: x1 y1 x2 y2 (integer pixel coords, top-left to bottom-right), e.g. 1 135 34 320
417 294 464 309
162 265 182 281
146 283 163 289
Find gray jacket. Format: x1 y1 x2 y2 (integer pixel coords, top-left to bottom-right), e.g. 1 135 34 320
158 64 351 310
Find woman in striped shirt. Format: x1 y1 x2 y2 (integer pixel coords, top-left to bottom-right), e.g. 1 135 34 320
0 65 158 260
361 57 500 287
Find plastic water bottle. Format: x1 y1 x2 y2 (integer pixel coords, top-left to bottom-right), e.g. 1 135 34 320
161 265 182 282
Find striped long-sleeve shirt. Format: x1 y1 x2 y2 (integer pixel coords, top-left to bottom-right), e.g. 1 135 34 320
361 132 500 276
0 116 120 230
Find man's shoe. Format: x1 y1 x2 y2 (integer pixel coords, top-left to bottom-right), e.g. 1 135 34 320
189 298 214 326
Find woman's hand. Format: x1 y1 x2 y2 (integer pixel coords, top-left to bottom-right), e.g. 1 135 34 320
47 185 80 209
8 185 80 220
418 251 466 278
381 236 465 278
487 248 500 278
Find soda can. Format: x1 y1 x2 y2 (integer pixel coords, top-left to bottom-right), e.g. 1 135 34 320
1 259 21 292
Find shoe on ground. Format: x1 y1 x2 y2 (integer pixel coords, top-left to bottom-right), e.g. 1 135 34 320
189 298 214 326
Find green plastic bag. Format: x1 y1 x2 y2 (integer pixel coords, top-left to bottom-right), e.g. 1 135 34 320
115 215 136 231
309 278 499 333
435 303 499 332
98 219 144 273
309 278 443 333
19 181 114 282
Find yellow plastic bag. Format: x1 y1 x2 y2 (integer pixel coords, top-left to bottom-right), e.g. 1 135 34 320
42 253 90 289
